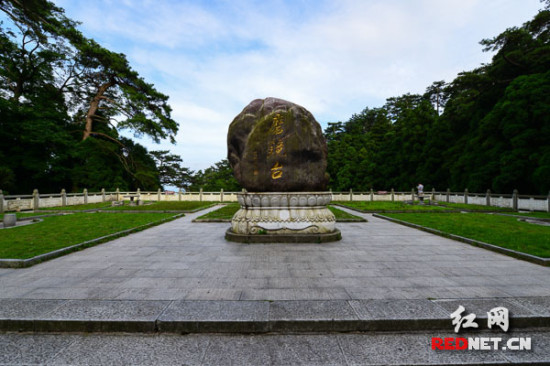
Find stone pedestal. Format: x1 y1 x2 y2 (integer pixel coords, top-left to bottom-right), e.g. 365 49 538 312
226 192 341 243
3 214 16 228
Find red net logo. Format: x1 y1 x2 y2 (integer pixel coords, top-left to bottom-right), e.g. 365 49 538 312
431 337 531 351
431 305 532 351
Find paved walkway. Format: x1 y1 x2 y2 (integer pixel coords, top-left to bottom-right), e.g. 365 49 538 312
1 206 549 301
1 206 549 365
2 330 549 365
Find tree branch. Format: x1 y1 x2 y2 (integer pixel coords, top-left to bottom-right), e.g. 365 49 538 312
502 54 525 68
88 131 125 146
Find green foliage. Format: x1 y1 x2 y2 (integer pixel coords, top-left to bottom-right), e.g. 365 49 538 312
0 0 183 194
190 159 241 192
150 150 194 190
326 6 550 195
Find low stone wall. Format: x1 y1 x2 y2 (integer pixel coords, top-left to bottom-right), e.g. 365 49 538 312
0 188 548 212
433 190 549 212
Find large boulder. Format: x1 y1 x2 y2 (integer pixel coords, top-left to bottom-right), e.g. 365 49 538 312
227 97 328 192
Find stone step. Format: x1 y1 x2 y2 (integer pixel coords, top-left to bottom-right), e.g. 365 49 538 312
1 330 549 365
1 297 549 334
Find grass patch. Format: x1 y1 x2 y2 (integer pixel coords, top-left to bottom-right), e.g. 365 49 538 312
1 212 50 220
196 203 240 220
514 212 550 219
196 203 366 222
39 202 112 211
0 212 175 259
335 201 451 212
328 206 366 221
105 201 216 211
383 213 550 258
438 202 514 212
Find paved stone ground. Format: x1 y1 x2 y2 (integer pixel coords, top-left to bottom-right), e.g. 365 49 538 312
1 329 550 365
0 206 549 301
1 205 549 365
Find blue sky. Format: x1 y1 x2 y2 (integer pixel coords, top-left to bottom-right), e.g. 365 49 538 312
54 0 543 172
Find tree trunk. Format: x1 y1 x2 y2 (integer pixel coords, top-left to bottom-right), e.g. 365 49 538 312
83 80 115 140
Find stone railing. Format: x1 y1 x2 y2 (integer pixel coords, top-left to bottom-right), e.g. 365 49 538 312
332 188 549 212
0 188 548 213
0 188 241 213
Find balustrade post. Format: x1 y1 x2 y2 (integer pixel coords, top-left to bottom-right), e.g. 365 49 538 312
33 189 40 210
61 189 67 206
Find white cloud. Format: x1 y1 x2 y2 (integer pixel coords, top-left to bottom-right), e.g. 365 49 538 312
57 0 543 170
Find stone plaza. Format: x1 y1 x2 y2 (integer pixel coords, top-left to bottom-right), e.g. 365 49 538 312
0 205 549 365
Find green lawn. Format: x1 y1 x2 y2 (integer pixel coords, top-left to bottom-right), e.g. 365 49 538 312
1 212 50 219
335 201 451 212
437 202 514 212
328 206 366 221
196 203 365 221
0 212 176 259
196 203 239 220
383 213 550 258
39 202 112 211
514 212 550 219
105 201 216 211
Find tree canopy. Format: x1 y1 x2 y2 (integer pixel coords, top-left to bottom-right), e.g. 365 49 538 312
325 3 550 194
0 0 180 193
2 1 549 195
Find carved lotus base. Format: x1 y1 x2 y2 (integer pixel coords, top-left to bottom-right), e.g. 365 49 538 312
226 192 340 243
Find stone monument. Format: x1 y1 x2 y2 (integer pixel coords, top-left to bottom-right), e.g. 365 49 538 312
225 97 341 243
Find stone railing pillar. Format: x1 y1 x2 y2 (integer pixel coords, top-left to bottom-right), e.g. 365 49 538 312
0 189 4 213
116 188 120 201
101 188 106 202
61 189 67 206
512 189 518 211
390 188 394 202
33 189 40 210
157 188 161 201
200 188 203 202
349 189 353 202
178 188 182 201
486 189 491 206
221 189 224 203
446 188 450 203
370 188 374 201
464 188 468 204
83 188 88 204
547 191 550 213
431 188 436 201
137 188 141 201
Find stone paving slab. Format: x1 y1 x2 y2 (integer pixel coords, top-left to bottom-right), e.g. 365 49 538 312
157 300 270 333
1 206 549 363
1 298 549 334
1 207 547 301
1 330 549 365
